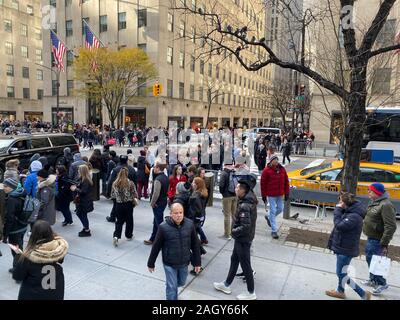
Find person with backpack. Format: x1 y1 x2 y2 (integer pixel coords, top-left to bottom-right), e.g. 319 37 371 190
2 178 27 273
219 164 238 240
11 220 68 300
55 166 74 227
70 165 94 237
36 169 57 226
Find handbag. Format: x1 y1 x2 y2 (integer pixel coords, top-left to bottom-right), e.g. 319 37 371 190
145 164 150 175
107 138 116 145
369 255 391 277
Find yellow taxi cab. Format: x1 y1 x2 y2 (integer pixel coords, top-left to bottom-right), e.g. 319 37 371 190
288 160 400 200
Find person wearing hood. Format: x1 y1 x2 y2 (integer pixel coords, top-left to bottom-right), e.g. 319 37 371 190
173 182 191 219
62 147 74 170
12 220 68 300
214 175 258 300
2 178 27 273
260 155 289 239
24 160 43 198
362 183 397 295
29 153 40 168
147 203 201 300
37 169 57 226
68 153 87 182
4 159 20 182
326 192 371 300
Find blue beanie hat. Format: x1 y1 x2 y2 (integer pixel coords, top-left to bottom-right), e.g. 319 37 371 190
369 183 385 196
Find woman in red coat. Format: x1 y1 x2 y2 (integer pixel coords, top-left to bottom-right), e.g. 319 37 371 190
167 165 187 204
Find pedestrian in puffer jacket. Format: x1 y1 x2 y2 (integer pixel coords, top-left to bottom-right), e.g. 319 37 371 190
24 160 43 198
173 182 191 218
68 153 87 182
37 169 57 226
326 192 371 300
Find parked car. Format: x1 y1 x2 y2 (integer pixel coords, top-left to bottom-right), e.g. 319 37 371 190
0 133 79 181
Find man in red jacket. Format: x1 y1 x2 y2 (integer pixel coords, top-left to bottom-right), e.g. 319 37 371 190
260 155 289 239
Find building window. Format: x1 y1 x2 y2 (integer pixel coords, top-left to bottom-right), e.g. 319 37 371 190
190 55 195 72
190 85 195 100
222 69 226 81
234 74 237 85
50 0 56 7
52 80 57 96
377 19 396 47
65 0 72 6
27 5 33 14
191 0 196 11
191 26 195 43
167 79 173 97
82 17 89 35
36 49 42 62
199 87 203 101
138 77 146 96
118 12 126 30
23 88 30 99
179 82 184 99
67 80 74 96
208 63 212 77
138 43 146 52
22 67 29 78
5 42 13 55
167 47 173 64
12 0 18 10
21 45 28 58
179 51 185 68
66 20 73 36
228 93 231 105
200 60 204 75
100 15 107 32
138 9 147 27
37 89 43 100
216 66 220 79
4 19 12 32
36 69 43 80
372 68 392 95
7 86 15 98
229 71 232 83
179 21 185 37
35 28 42 40
21 23 28 37
7 65 14 76
167 13 173 32
221 93 225 104
67 51 74 66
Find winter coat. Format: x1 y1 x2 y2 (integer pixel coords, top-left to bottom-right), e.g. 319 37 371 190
62 148 74 170
363 193 397 246
219 168 236 198
3 187 27 239
24 171 39 198
74 179 94 214
260 164 290 198
282 142 292 156
173 192 191 218
167 175 188 201
147 217 201 268
107 164 137 195
4 168 20 182
37 175 57 226
68 159 87 182
328 201 366 257
89 155 103 171
13 236 68 300
232 190 258 243
136 156 150 183
188 191 207 224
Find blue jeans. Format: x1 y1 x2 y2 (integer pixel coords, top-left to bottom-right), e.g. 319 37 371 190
150 204 167 241
365 238 387 286
163 264 188 300
268 196 284 233
336 254 366 297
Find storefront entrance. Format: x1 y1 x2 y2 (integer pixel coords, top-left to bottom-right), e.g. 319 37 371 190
243 118 249 128
207 117 218 129
233 117 240 128
221 117 230 127
124 108 146 129
52 107 74 125
24 112 43 121
251 118 257 128
168 116 185 129
190 117 204 131
0 111 16 121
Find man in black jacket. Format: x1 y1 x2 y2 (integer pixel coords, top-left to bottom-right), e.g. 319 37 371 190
106 155 137 222
213 175 258 300
147 203 201 300
219 164 237 239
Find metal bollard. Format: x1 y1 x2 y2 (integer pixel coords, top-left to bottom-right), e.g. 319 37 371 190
92 169 101 201
283 197 291 220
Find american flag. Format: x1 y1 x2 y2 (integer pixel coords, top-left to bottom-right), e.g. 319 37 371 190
84 22 100 50
51 30 66 71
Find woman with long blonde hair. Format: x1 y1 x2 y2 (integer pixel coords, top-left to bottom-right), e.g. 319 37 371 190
111 167 138 247
70 164 94 237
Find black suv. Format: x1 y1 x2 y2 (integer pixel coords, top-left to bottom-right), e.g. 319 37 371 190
0 133 79 181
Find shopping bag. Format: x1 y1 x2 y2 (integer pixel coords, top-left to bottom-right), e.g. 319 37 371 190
107 138 116 145
369 255 391 277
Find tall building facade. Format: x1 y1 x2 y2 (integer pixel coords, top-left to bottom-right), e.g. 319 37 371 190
0 0 44 121
42 0 272 129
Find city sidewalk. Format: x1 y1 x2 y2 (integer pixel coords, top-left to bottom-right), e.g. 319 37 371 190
1 197 399 300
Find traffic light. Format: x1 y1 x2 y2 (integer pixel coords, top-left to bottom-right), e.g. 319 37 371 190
153 83 162 97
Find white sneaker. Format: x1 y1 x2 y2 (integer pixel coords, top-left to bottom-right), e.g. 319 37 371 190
213 282 232 295
237 291 257 300
361 279 377 288
113 237 118 247
126 235 134 241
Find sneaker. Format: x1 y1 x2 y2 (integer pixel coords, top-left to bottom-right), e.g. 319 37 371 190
106 216 116 223
265 215 271 228
190 267 204 276
325 289 346 299
143 240 153 245
126 236 134 241
237 291 257 300
271 232 279 239
242 271 256 283
213 282 232 295
372 284 389 295
363 291 372 300
113 237 118 247
361 279 377 288
219 235 232 240
78 229 91 237
62 221 73 227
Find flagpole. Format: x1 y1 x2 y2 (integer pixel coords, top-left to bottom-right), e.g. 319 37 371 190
83 19 106 47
